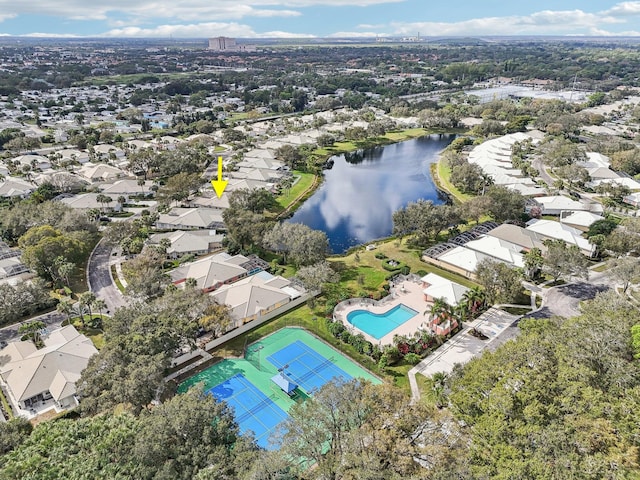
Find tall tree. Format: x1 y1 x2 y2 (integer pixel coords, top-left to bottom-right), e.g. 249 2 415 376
264 222 329 266
542 239 589 282
474 258 522 305
485 185 525 222
607 256 640 293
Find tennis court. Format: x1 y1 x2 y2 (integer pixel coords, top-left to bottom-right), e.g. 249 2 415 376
267 340 352 393
209 373 288 450
179 328 380 449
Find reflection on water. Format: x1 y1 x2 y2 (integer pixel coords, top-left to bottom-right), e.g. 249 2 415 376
288 134 455 253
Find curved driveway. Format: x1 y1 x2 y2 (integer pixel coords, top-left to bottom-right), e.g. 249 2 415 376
87 239 127 314
530 270 613 320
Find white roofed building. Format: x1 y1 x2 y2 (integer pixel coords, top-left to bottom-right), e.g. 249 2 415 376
0 176 35 198
210 271 302 328
560 211 604 231
0 325 98 417
420 273 469 306
77 163 127 183
169 252 263 292
148 230 224 259
463 236 526 268
526 219 597 257
528 195 603 216
156 207 225 231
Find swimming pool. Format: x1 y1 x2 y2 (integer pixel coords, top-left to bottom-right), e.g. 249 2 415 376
346 304 419 339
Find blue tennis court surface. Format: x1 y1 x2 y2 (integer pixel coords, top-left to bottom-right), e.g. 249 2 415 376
267 340 353 393
209 373 288 450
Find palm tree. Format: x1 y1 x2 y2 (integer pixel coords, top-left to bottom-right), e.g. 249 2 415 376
431 371 448 408
93 298 106 318
78 291 96 328
463 286 486 316
426 297 449 324
453 302 470 323
92 298 107 330
56 299 73 324
96 193 107 213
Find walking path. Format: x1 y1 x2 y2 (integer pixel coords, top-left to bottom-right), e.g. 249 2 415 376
408 307 519 403
165 349 213 382
276 174 318 219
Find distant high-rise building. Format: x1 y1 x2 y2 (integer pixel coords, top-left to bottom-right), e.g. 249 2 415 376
208 37 256 52
208 36 237 51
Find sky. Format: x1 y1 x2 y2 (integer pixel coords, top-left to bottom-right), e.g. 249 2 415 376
2 1 640 38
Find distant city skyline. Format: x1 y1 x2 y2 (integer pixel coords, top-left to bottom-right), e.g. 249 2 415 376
1 1 640 39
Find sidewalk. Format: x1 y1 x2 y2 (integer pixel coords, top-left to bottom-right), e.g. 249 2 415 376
408 308 519 403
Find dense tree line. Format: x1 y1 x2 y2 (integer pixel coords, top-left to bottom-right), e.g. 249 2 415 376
77 286 231 415
2 287 639 478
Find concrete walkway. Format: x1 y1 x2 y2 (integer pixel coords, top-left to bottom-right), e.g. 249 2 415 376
165 349 213 382
408 308 519 403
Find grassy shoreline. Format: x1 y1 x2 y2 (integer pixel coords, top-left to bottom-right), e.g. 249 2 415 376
274 127 456 217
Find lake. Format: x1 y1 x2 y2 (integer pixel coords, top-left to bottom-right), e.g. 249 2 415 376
288 134 455 253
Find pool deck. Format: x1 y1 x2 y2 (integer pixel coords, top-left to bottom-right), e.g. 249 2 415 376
334 278 432 345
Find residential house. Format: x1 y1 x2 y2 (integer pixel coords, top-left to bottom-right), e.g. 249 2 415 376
59 193 116 211
156 207 225 231
485 223 548 253
0 176 35 198
525 219 597 257
210 271 302 328
560 211 604 232
77 163 127 183
148 230 224 259
11 154 51 171
463 236 526 268
623 192 640 207
99 179 154 199
57 148 91 165
529 195 603 216
423 245 494 279
92 144 126 162
169 252 260 292
0 325 98 417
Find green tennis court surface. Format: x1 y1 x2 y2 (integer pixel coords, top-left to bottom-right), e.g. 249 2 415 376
179 327 380 449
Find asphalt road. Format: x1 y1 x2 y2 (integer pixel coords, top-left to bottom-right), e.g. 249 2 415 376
531 155 555 186
87 239 127 314
0 311 65 344
529 267 614 320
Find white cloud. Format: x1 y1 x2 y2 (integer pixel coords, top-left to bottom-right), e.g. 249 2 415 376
357 23 387 29
328 31 387 37
22 32 82 38
259 30 316 38
604 1 640 16
0 0 403 22
388 7 636 37
101 22 258 38
99 22 313 38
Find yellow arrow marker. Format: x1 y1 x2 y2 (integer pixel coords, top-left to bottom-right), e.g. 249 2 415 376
211 155 228 199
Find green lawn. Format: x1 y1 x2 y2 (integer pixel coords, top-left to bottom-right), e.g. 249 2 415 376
63 315 106 349
314 128 431 158
434 160 473 203
383 128 428 141
329 239 479 295
275 171 316 210
110 265 125 293
0 387 13 419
